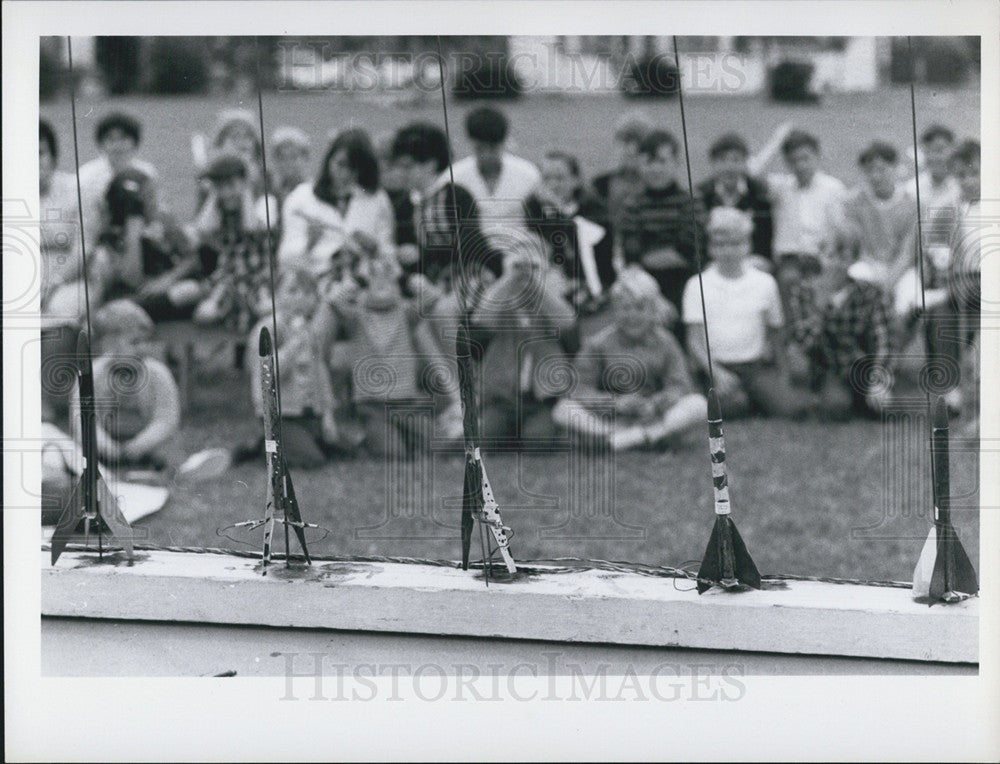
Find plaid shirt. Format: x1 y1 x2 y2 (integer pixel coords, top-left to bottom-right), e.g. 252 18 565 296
199 214 275 333
786 277 890 379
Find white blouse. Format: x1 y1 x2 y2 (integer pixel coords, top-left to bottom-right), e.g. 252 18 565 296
278 182 395 274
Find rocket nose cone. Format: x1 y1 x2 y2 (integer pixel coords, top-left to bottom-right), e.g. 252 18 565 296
932 395 949 430
77 329 90 358
707 388 722 421
259 326 272 357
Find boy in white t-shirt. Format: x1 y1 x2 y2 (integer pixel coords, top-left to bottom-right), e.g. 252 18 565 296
682 207 808 419
450 106 541 260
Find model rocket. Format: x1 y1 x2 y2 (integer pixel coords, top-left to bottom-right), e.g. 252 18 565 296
456 318 516 579
51 331 134 565
912 396 978 603
232 327 314 573
696 389 761 593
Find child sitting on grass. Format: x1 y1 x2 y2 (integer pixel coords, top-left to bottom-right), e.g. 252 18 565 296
682 207 808 419
191 154 274 335
316 256 464 458
239 267 341 470
524 150 614 314
784 227 894 420
68 299 230 481
471 241 578 447
615 129 704 327
95 166 204 322
552 266 706 452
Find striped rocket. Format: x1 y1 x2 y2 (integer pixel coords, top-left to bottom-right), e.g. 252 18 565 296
696 388 761 593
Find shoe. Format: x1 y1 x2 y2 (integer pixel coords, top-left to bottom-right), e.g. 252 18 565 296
231 440 260 465
177 447 232 483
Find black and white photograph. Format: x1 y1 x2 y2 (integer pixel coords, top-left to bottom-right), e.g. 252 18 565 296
4 1 999 760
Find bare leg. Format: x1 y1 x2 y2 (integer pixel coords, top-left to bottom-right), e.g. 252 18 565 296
552 398 614 440
643 393 708 445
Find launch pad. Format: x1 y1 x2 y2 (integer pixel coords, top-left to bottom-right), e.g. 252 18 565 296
41 547 978 669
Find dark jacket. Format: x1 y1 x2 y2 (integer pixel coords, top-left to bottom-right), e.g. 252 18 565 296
696 174 773 261
414 181 503 287
523 189 615 294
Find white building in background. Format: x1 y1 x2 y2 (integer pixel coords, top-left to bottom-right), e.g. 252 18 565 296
508 36 886 96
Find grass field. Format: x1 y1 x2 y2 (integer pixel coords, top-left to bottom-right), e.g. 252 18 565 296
39 85 981 582
147 355 980 582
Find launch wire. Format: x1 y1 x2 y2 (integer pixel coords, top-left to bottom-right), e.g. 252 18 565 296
905 36 939 501
254 36 285 433
65 37 104 556
672 36 715 385
66 38 95 347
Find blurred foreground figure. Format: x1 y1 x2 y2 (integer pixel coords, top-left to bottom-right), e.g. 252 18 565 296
471 243 577 448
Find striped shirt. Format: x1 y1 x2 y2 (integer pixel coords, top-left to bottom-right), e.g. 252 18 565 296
616 182 704 274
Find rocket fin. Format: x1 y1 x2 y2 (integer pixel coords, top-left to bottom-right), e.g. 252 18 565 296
728 520 762 590
949 535 980 598
929 523 978 602
96 475 135 560
461 457 476 570
912 526 937 600
278 456 310 563
696 518 723 594
50 478 84 565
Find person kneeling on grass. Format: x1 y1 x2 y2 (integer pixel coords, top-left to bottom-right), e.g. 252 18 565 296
66 300 230 485
552 266 707 452
93 166 205 322
682 207 809 419
191 153 275 335
785 227 894 420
